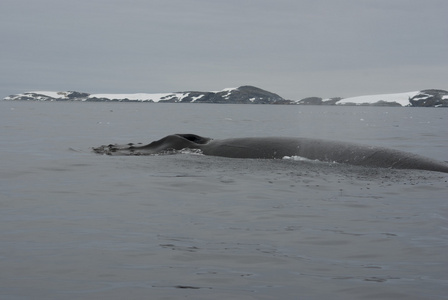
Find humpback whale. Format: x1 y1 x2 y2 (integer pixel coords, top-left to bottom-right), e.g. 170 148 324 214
93 134 448 173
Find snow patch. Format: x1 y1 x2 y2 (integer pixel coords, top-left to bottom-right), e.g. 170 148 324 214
211 87 237 94
338 91 420 106
89 93 180 102
33 91 67 98
191 95 204 102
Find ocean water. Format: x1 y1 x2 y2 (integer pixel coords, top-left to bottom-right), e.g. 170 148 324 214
0 101 447 300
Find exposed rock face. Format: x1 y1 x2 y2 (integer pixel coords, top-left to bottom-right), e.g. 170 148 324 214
409 89 448 107
173 86 286 104
297 97 323 105
66 91 90 100
296 97 343 105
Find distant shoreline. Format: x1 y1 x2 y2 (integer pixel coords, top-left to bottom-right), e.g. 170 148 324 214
3 86 448 107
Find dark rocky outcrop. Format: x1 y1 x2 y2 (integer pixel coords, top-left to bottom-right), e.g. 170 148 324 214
296 97 342 105
66 91 90 99
409 89 448 107
187 86 285 104
297 97 323 105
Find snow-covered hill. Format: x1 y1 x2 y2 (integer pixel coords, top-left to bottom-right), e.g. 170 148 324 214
3 86 285 104
296 89 448 107
334 90 448 107
4 86 448 107
336 91 420 106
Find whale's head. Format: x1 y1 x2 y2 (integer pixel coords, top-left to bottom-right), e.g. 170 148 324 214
93 133 212 155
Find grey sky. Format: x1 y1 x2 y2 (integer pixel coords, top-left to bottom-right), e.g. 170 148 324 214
1 0 447 100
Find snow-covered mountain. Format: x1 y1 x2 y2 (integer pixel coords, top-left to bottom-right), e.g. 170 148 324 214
4 86 448 107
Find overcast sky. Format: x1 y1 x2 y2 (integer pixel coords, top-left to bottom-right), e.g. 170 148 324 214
1 0 447 100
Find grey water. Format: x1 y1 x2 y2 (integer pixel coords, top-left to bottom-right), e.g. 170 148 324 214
0 101 447 300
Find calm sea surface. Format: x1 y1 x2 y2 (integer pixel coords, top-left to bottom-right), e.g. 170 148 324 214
1 102 447 300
